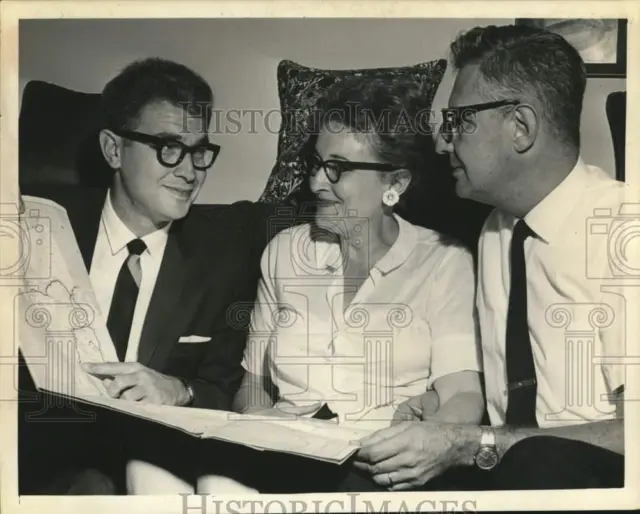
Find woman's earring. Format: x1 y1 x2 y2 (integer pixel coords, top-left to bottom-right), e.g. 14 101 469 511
382 189 399 207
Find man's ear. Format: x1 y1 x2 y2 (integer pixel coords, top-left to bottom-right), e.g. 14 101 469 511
512 104 538 153
99 129 123 170
389 169 412 196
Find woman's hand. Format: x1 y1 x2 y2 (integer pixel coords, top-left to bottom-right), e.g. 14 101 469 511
391 390 440 425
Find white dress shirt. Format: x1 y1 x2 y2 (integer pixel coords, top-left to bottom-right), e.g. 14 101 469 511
90 191 171 362
242 213 481 430
478 158 637 428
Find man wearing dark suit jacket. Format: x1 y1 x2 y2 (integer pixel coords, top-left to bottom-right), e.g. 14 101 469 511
18 57 272 494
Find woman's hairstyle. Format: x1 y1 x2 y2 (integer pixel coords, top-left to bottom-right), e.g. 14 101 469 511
305 76 439 190
101 57 213 132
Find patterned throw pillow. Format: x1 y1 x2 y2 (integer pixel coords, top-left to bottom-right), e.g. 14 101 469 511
258 58 448 204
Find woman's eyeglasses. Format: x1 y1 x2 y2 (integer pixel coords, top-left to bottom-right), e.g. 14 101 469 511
303 150 403 184
112 129 221 171
440 99 521 143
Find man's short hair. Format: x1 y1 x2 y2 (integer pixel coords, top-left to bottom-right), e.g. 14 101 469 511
101 57 213 132
450 24 587 148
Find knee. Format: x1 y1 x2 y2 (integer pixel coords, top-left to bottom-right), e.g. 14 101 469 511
67 469 118 495
34 468 117 495
126 460 194 495
500 436 577 470
499 436 623 488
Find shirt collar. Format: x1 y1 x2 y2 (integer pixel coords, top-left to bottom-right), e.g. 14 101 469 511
524 157 594 244
375 213 418 275
101 189 171 258
314 213 417 275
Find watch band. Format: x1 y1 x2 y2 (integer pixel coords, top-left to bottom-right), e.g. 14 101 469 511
480 426 496 447
475 426 499 471
180 378 195 406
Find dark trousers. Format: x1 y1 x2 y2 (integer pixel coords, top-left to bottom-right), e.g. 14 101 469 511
338 436 624 492
486 436 624 490
18 395 126 494
191 442 351 494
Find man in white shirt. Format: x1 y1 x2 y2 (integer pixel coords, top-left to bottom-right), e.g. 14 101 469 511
19 58 271 494
351 23 632 491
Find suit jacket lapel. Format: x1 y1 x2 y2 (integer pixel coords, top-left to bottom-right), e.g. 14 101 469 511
136 222 191 366
66 189 105 271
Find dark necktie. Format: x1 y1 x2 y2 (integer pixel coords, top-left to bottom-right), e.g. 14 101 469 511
107 239 146 361
505 220 539 427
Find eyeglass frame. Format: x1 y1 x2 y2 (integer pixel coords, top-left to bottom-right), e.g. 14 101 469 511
111 128 221 171
440 99 521 143
303 149 404 184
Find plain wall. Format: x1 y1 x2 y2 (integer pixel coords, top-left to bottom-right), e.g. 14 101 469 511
19 19 626 204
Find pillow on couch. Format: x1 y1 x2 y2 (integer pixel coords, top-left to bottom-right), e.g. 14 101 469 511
258 58 448 204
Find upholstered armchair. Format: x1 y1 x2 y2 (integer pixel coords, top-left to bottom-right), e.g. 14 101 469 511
606 91 626 182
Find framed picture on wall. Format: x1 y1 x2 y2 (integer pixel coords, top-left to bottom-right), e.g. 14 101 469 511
515 18 628 78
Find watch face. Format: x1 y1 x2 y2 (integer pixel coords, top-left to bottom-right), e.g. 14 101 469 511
476 446 499 470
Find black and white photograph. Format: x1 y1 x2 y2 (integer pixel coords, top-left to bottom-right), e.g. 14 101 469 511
0 2 638 514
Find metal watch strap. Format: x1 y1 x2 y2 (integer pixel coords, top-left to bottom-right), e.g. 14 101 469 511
475 426 499 471
180 378 195 406
481 426 496 447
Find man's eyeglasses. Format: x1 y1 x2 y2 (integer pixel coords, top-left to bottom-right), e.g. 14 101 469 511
112 129 221 171
440 99 521 143
303 150 403 184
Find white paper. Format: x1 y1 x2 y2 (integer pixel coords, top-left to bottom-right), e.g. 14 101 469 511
17 196 116 397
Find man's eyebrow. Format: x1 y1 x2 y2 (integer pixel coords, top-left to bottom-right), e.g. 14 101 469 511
152 132 210 146
328 153 349 161
153 131 182 140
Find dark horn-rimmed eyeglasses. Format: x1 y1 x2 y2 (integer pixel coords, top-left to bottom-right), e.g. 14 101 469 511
440 99 521 144
302 150 403 184
112 128 221 171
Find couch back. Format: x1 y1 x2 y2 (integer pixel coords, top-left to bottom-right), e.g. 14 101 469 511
19 80 114 189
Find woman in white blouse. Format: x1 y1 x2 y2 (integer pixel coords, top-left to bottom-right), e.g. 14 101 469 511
203 76 485 492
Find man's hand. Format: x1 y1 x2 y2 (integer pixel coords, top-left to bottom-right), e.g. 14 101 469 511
392 390 440 425
353 420 478 491
83 362 189 406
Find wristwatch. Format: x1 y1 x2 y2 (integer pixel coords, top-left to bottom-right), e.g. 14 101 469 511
180 378 195 406
474 427 499 471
